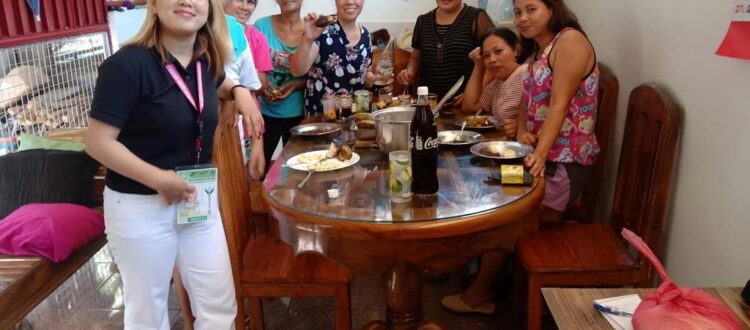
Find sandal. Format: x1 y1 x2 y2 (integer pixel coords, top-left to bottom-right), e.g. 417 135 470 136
440 294 495 314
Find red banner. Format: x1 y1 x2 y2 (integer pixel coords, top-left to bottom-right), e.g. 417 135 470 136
716 0 750 60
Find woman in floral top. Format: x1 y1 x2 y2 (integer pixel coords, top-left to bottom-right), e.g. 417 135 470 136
291 0 380 115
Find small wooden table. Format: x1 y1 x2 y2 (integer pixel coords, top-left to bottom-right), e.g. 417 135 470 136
542 287 750 330
263 117 544 329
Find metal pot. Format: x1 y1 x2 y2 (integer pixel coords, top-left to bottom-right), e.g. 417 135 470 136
371 106 414 153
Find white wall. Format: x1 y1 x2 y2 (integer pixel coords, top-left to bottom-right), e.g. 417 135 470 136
109 1 474 48
567 0 750 286
250 0 479 38
252 0 478 23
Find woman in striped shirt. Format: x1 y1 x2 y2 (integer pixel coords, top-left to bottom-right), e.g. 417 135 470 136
461 27 527 139
397 0 493 103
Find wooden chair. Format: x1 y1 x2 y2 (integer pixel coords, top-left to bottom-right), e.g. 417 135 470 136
175 102 353 330
563 62 619 222
516 83 683 330
372 47 412 95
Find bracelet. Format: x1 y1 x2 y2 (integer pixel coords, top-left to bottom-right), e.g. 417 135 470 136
230 84 247 98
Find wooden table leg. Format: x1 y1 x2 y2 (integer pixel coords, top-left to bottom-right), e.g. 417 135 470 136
385 263 423 329
362 263 446 330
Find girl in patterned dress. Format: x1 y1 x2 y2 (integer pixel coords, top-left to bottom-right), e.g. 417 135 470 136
515 0 599 222
442 0 600 314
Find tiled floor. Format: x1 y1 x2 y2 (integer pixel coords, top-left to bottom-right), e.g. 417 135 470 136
18 244 547 329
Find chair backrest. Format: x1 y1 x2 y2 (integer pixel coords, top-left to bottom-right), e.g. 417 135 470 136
565 62 619 221
212 102 252 273
610 83 682 283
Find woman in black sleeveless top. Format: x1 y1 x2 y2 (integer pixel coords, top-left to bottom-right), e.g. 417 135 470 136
397 0 494 101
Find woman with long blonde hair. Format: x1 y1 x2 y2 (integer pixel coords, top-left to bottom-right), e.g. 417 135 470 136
86 0 250 328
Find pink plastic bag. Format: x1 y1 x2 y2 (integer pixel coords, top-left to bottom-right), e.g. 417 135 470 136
621 228 742 330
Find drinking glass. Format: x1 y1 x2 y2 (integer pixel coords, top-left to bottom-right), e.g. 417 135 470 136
378 86 393 105
397 94 412 106
354 90 371 113
336 93 353 119
388 151 412 203
322 96 337 122
427 93 438 111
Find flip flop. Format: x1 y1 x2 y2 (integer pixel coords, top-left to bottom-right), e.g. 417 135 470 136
440 294 495 314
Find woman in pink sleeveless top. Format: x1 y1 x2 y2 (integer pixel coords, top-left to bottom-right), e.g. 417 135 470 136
515 0 599 222
441 0 600 314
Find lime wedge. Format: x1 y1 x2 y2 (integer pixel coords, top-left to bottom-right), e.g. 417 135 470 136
390 179 402 193
395 156 410 166
398 170 411 183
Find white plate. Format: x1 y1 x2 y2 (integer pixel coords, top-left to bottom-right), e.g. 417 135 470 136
287 150 360 172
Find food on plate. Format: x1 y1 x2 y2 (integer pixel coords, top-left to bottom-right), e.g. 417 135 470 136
356 120 375 129
439 132 462 143
466 115 491 127
350 113 375 129
485 143 518 158
326 142 338 159
337 145 352 161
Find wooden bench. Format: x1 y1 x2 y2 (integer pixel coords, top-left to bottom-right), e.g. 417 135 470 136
0 129 106 329
0 236 107 329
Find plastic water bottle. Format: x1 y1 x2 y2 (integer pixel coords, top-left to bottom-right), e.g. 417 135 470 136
0 118 19 156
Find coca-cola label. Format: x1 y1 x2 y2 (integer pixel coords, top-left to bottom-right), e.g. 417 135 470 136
410 136 438 151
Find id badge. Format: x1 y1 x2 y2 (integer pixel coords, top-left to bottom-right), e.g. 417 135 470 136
175 165 219 224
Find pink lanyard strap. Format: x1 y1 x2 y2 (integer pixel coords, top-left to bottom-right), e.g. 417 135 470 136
166 61 205 165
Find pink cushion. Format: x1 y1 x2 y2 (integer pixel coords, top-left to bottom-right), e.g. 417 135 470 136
0 203 104 262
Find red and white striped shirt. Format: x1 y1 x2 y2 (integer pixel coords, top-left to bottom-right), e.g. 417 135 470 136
480 63 527 121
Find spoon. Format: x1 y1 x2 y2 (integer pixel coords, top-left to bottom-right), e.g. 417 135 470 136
455 121 467 143
298 170 314 189
472 108 483 120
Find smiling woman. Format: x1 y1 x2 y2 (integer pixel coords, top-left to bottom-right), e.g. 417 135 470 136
291 0 379 115
84 0 247 329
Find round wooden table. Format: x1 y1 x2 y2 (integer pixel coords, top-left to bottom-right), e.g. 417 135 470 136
262 123 544 329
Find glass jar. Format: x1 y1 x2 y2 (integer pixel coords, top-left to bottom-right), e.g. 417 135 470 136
322 95 338 122
353 90 372 113
336 93 353 119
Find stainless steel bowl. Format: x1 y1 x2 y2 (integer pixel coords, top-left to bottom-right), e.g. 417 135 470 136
437 130 483 146
289 123 341 137
371 106 414 153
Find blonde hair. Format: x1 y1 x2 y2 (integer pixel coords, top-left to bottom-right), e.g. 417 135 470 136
127 0 232 79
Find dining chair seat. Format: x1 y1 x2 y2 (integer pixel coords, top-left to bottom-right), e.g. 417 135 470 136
518 224 637 273
241 235 352 284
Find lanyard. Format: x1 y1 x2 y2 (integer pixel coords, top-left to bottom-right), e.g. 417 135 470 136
166 61 204 165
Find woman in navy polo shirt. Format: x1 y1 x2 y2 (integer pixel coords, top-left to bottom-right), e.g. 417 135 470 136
85 0 259 328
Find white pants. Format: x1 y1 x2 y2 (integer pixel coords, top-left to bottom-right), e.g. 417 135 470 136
103 187 237 330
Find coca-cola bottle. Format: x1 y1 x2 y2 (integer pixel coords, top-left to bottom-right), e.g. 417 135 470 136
410 86 439 195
